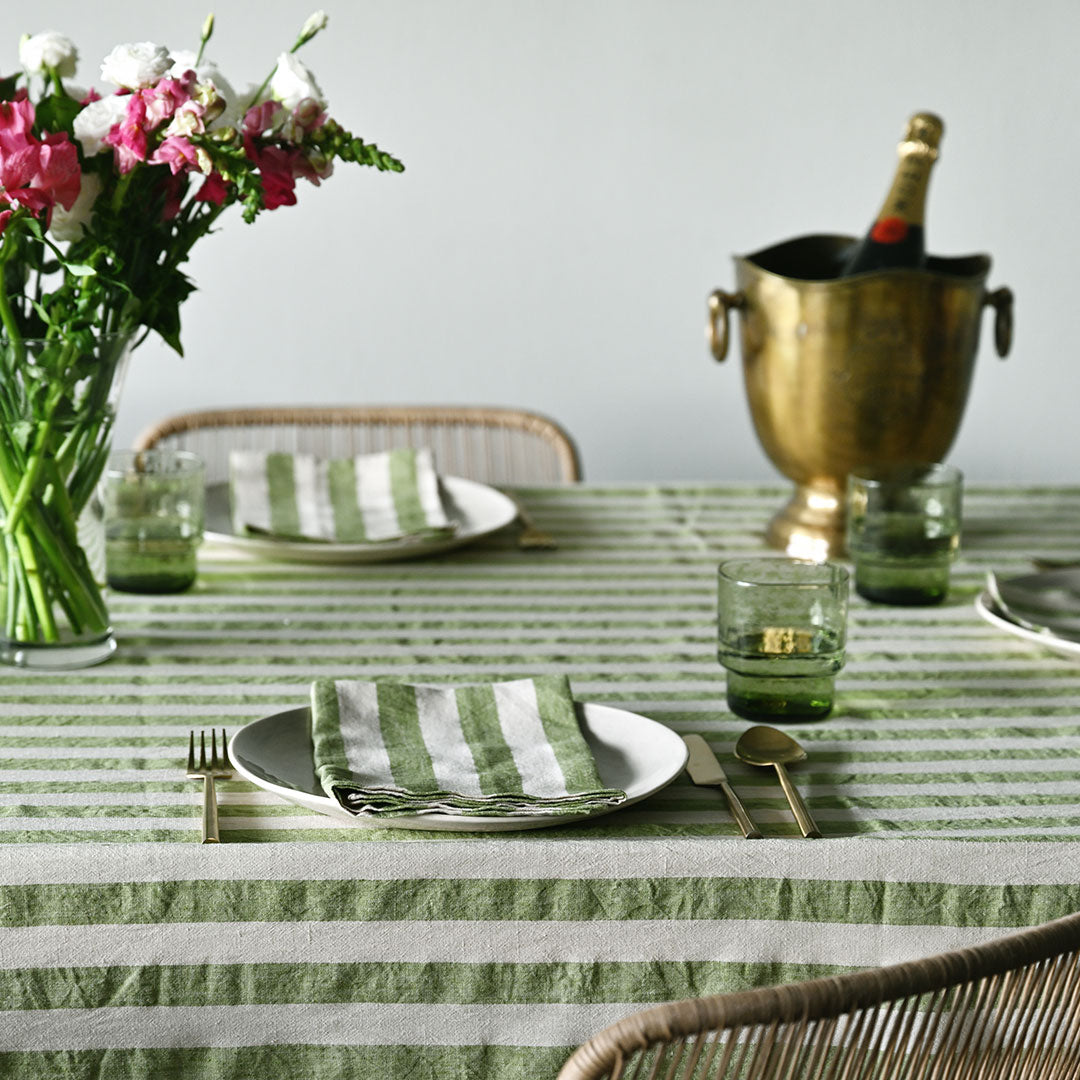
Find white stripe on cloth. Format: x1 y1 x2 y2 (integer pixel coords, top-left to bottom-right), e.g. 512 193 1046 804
6 838 1080 887
0 918 1019 971
227 451 273 533
495 680 569 799
0 1001 642 1051
292 455 329 538
336 681 392 780
354 451 400 541
414 684 484 797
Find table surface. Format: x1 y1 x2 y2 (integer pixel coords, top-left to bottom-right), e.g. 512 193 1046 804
2 483 1080 1079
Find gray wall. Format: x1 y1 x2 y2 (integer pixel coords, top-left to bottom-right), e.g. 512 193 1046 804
22 0 1073 482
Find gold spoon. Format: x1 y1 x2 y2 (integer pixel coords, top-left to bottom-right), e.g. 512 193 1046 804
735 725 822 839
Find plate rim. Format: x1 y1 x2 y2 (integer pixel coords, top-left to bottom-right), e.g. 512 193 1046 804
974 591 1080 659
204 474 517 562
228 701 689 831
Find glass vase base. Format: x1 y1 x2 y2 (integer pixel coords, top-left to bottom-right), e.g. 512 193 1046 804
1 632 117 670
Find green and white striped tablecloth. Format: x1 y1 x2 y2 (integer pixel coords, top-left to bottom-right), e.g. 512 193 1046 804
2 484 1079 1078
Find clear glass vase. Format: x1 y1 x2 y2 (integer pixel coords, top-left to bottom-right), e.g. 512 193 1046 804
0 333 132 669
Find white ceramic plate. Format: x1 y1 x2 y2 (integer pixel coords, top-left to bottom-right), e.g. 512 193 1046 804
203 475 517 564
229 703 689 832
976 574 1080 656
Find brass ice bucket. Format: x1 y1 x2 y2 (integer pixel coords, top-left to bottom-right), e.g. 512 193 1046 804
708 233 1013 558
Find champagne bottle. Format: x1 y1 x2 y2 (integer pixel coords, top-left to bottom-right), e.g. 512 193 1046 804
842 112 944 274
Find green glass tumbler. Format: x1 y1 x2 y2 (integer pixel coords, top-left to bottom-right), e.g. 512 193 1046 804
717 558 849 722
846 464 963 606
103 450 205 594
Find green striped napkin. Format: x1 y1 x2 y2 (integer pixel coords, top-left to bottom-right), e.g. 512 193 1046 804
309 675 627 817
229 448 453 543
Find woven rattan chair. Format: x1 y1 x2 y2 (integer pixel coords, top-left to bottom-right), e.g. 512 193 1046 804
132 405 582 486
558 911 1080 1080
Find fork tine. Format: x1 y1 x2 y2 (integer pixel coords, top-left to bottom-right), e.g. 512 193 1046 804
199 730 207 770
187 730 195 771
210 729 219 770
220 729 231 769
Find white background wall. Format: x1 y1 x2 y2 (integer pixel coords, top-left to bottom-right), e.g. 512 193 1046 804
13 0 1076 483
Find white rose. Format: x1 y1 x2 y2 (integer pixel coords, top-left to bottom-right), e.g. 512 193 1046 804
72 94 128 156
100 41 172 89
19 31 78 78
48 173 102 243
270 53 325 111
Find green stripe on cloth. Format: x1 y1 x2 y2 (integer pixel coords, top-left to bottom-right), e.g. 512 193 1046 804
454 683 525 796
265 453 300 537
1 876 1076 928
376 681 437 790
0 1047 574 1080
534 674 597 792
388 446 427 535
326 458 365 541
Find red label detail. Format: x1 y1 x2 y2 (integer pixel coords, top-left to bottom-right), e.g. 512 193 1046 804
870 217 909 244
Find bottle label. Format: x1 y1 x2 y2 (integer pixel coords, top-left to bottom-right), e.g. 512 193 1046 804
870 217 909 244
877 155 932 228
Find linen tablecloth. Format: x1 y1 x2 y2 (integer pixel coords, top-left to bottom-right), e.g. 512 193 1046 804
2 484 1079 1078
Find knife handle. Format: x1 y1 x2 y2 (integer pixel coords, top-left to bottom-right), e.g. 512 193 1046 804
774 764 821 839
719 781 763 839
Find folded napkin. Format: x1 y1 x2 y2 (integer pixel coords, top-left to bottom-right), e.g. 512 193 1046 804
229 447 453 543
309 674 627 817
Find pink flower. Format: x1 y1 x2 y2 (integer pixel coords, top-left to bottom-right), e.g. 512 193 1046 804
242 101 283 137
103 118 147 173
292 98 326 132
158 173 183 221
138 76 197 129
243 137 299 210
0 208 11 235
149 135 201 176
80 88 102 106
0 99 36 150
194 171 229 205
0 99 81 226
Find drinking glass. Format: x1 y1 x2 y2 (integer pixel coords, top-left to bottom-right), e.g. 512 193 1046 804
717 558 849 722
846 464 963 605
102 450 205 594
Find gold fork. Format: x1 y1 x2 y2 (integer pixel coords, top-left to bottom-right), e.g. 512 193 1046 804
504 492 558 550
186 729 232 844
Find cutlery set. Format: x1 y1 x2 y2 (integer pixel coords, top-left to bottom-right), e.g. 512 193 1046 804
190 725 817 843
684 727 821 839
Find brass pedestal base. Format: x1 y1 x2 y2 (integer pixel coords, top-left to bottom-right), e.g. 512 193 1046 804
765 484 847 561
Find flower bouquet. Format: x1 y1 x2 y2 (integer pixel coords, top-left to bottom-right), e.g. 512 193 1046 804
0 12 403 667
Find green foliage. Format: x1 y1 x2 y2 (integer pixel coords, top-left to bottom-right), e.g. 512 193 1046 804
33 91 82 136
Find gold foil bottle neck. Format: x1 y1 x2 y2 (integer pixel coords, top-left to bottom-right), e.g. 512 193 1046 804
901 112 944 159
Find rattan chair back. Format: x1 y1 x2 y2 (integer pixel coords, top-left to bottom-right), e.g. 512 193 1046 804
558 911 1080 1080
133 405 582 486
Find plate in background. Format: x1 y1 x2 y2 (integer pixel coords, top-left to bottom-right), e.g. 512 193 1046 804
203 475 516 563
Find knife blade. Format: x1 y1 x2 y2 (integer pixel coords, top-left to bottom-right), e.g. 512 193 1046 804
682 734 763 839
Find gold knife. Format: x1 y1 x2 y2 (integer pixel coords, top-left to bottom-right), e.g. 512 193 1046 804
682 734 763 839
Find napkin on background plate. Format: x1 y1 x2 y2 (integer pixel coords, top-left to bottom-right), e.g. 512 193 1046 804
229 447 453 543
309 674 627 817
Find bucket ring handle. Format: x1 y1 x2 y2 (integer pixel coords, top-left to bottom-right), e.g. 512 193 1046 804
985 286 1013 359
707 289 745 362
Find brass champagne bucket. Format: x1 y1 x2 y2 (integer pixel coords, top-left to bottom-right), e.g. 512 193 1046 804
708 233 1013 558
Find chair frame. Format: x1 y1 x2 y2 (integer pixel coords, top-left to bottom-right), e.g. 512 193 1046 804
559 911 1080 1080
132 404 582 484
